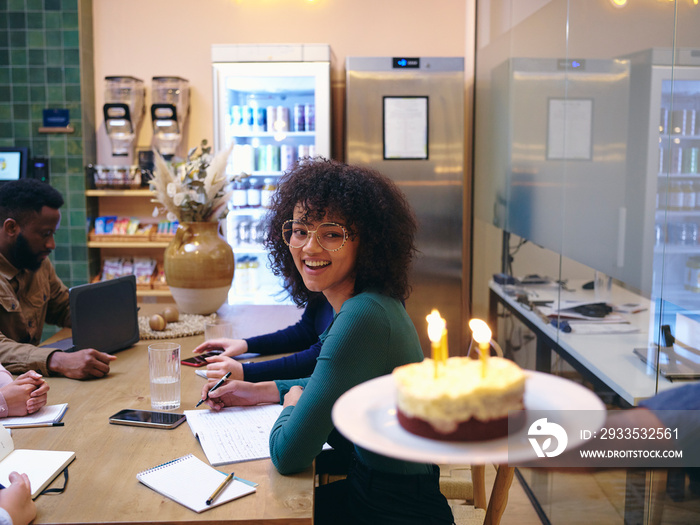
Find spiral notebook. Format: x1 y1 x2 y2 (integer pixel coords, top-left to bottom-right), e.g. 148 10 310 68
136 454 256 513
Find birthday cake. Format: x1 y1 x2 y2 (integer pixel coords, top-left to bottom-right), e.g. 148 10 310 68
392 357 527 441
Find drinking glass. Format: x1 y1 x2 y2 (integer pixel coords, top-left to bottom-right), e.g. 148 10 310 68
148 342 181 410
205 319 234 341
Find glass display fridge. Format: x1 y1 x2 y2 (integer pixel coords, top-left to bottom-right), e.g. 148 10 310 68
212 44 331 305
624 48 700 373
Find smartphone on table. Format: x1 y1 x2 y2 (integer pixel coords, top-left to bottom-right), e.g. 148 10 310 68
181 350 223 367
108 409 186 429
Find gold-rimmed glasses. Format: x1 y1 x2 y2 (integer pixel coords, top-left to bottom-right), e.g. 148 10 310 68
282 219 349 252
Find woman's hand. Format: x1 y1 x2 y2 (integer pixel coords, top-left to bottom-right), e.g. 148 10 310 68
192 338 248 357
204 355 244 381
0 472 36 525
26 376 49 414
201 380 279 411
283 385 304 408
0 372 49 417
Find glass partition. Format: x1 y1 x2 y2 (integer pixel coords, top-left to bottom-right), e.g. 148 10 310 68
473 1 700 523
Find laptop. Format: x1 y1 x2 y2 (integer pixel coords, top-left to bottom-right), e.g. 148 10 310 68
45 275 140 353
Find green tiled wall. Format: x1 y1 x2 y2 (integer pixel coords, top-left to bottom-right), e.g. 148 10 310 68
0 0 93 291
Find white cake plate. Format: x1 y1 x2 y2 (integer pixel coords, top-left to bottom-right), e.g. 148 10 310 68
332 371 605 465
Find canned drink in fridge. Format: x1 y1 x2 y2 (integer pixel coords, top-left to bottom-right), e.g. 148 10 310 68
280 144 296 171
308 144 316 159
294 104 305 132
255 145 267 172
241 144 255 174
304 104 315 131
686 109 697 136
266 106 276 133
254 107 267 132
231 105 242 129
266 144 280 172
244 106 255 131
683 147 699 174
276 105 290 132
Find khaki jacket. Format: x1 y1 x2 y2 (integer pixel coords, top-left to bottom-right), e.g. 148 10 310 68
0 253 70 374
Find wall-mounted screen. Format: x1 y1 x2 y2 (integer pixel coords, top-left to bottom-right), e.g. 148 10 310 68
0 147 29 182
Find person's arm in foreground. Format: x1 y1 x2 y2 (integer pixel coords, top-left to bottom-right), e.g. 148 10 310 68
0 472 36 525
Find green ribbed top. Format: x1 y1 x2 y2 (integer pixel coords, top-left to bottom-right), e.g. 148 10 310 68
272 291 431 475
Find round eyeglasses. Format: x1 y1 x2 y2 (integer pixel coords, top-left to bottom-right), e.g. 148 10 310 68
282 220 349 252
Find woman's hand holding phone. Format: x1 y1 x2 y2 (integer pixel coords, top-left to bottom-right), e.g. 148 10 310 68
192 338 248 357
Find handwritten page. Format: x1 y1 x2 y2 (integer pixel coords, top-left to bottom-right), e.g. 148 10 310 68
184 405 284 466
137 454 255 513
1 404 68 428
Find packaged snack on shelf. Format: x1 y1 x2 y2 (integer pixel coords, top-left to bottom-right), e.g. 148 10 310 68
104 216 117 234
113 217 130 235
126 218 141 235
101 257 125 280
94 215 117 235
134 257 157 289
122 257 134 276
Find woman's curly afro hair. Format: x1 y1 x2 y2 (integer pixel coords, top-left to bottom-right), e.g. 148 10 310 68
264 158 418 307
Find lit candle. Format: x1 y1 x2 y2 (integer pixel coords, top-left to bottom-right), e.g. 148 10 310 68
469 318 492 378
427 309 447 378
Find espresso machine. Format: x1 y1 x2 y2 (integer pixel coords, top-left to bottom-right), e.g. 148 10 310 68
103 76 145 157
150 76 190 159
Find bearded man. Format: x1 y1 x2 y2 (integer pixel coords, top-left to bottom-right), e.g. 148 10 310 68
0 179 115 379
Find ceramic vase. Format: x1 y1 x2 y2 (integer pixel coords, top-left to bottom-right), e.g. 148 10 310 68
164 221 234 314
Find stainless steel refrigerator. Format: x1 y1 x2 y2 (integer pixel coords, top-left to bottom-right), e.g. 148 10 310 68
345 57 465 355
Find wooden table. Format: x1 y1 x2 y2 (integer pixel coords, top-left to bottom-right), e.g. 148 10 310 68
22 304 312 525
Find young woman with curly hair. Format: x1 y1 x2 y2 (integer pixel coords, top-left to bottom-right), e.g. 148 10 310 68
200 159 454 525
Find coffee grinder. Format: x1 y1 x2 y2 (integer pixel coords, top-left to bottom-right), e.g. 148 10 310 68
150 76 190 159
103 76 145 157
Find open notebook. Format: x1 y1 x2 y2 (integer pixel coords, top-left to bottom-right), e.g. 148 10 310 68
0 426 75 498
137 454 255 513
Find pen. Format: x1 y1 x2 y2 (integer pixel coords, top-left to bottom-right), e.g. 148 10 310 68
196 371 232 407
206 472 234 505
9 422 64 429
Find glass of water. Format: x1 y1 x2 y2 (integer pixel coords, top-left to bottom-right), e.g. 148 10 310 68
148 342 181 410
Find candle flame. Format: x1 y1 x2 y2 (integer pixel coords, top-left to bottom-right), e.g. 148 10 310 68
468 318 492 345
426 309 446 344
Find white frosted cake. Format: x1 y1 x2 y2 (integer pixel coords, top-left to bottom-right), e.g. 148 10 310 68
392 357 527 441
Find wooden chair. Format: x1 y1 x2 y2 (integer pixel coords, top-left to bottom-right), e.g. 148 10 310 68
438 464 515 525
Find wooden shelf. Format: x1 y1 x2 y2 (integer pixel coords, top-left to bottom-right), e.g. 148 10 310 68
87 241 170 248
137 289 172 297
86 189 153 197
38 125 74 134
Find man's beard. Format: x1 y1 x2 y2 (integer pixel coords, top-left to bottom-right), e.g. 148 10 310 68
11 233 46 271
